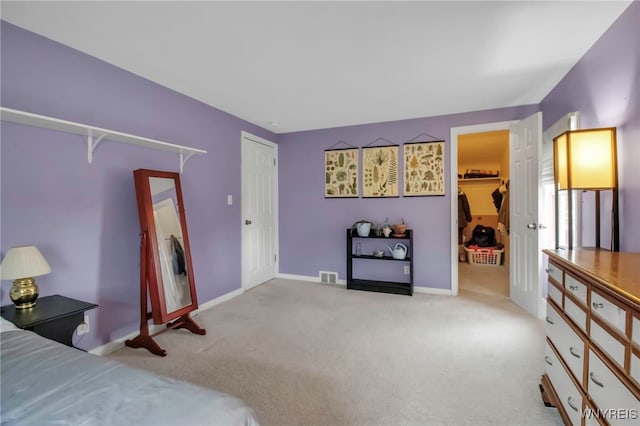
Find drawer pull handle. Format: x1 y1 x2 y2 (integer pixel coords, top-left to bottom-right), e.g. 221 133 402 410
589 372 604 388
569 347 581 359
544 356 553 366
592 302 604 310
567 396 579 412
569 285 579 291
545 317 554 325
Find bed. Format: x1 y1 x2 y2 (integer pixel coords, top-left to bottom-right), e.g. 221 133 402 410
0 318 259 426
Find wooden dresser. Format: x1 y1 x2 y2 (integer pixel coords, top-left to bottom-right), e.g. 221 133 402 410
541 249 640 425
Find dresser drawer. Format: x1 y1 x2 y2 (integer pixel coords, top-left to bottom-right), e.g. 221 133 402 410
591 318 626 369
631 349 640 388
545 342 584 426
558 316 586 387
546 301 585 385
547 262 563 285
587 349 640 425
565 296 587 333
591 289 627 335
565 274 588 306
548 279 563 307
546 301 564 349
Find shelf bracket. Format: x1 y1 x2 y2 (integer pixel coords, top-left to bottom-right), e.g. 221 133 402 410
87 132 108 164
180 152 196 174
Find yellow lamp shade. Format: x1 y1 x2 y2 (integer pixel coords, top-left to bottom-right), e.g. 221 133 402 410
554 128 617 190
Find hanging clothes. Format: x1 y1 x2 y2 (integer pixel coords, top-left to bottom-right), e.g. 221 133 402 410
170 234 187 275
458 191 472 228
458 191 472 245
498 182 509 233
491 187 503 212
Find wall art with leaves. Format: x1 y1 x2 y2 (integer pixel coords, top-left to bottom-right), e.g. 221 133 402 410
362 146 399 197
325 148 359 197
403 141 445 196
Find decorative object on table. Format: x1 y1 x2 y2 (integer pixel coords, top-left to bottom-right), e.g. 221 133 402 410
362 139 398 197
392 219 407 237
384 242 408 260
351 220 372 237
553 127 619 251
324 145 359 198
402 139 445 196
382 217 393 237
373 249 385 258
0 245 51 309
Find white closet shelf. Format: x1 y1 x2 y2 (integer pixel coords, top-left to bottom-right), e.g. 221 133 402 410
458 177 502 183
0 107 207 173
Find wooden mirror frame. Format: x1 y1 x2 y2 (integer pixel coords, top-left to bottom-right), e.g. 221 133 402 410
126 169 205 356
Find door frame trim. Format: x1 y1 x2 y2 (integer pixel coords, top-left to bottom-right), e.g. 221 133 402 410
450 120 518 296
241 130 279 290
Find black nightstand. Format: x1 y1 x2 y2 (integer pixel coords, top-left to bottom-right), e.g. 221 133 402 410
1 295 97 347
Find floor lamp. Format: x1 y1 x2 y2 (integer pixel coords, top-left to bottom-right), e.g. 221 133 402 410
553 127 619 251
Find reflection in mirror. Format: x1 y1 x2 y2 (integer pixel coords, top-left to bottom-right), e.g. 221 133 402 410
150 177 193 313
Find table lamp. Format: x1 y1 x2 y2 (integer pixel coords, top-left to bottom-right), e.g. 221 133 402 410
0 245 52 309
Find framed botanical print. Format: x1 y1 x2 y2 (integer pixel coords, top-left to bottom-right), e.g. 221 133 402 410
362 146 399 197
403 141 445 196
325 148 359 197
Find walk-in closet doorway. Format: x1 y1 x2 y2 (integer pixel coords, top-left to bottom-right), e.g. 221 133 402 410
456 130 511 299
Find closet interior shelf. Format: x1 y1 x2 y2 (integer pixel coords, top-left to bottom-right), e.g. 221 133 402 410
458 177 503 183
0 107 207 173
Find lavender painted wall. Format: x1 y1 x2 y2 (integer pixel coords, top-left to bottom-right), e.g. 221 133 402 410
277 105 538 290
540 1 640 252
0 21 275 350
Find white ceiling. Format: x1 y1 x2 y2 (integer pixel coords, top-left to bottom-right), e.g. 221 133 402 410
1 1 633 134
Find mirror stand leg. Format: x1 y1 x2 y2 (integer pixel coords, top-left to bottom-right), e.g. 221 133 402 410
167 314 206 335
125 334 167 357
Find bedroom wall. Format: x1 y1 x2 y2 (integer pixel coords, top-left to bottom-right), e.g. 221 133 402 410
0 21 276 350
540 0 640 252
277 105 538 291
277 0 640 288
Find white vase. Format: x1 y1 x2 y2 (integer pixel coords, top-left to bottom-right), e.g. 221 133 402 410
356 222 371 237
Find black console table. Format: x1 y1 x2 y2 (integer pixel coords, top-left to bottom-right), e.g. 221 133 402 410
346 229 414 296
1 295 97 347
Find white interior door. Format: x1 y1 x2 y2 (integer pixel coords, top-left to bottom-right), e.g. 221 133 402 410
509 112 543 318
241 132 278 290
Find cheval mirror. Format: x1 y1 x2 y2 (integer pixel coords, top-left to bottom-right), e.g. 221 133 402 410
126 169 205 356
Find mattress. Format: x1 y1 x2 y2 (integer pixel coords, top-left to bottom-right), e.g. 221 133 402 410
0 320 259 426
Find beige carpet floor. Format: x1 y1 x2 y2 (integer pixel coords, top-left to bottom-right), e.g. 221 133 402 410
107 275 562 426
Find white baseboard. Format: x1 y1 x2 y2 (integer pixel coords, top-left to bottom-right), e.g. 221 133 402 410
275 273 452 295
414 286 453 296
276 273 347 285
193 288 244 314
89 287 245 356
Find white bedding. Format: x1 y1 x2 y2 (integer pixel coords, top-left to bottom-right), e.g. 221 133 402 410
0 322 259 426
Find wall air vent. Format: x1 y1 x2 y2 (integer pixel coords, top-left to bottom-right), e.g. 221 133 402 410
319 271 338 284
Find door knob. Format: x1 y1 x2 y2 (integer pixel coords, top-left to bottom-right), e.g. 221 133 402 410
245 220 252 225
527 223 537 229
